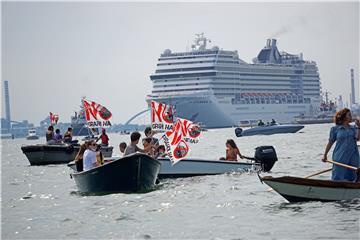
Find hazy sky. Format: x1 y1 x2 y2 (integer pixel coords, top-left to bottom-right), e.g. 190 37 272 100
2 1 359 125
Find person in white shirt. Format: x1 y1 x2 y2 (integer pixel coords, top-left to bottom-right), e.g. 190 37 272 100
83 141 98 171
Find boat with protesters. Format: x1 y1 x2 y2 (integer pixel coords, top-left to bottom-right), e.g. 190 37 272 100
21 143 113 165
70 153 161 194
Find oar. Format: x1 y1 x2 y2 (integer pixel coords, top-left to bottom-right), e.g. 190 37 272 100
266 168 332 192
303 168 332 178
325 160 358 171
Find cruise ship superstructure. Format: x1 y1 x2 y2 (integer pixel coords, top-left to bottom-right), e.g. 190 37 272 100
147 33 321 128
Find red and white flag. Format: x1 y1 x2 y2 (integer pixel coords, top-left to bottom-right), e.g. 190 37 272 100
151 101 174 131
49 112 59 125
163 118 201 165
83 98 112 128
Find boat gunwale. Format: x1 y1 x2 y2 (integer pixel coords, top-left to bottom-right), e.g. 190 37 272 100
262 176 360 189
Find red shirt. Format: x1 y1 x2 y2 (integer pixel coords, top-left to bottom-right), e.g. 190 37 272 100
100 134 109 145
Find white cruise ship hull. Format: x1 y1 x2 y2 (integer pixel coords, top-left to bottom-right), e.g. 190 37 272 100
150 92 312 128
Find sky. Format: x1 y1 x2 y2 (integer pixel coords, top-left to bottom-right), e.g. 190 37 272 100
2 1 359 125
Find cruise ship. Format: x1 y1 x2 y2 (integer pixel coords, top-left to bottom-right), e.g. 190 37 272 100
147 33 321 128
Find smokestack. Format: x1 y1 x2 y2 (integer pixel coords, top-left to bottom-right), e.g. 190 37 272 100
3 80 11 130
266 39 271 48
350 69 355 105
271 39 277 48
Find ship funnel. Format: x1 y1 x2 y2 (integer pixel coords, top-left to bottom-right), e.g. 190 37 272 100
266 39 271 48
271 39 277 48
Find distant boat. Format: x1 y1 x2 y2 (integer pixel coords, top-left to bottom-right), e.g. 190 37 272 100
292 115 333 124
261 176 360 202
70 153 161 194
21 144 113 165
26 129 39 140
235 124 304 137
0 133 13 139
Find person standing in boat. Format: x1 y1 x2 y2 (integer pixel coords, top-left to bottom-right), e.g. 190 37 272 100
124 131 148 156
220 139 244 161
322 108 360 182
144 127 159 146
46 125 55 144
258 120 265 126
97 128 109 146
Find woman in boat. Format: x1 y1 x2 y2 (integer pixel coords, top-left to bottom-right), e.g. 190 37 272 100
220 139 244 161
74 141 89 172
322 108 360 182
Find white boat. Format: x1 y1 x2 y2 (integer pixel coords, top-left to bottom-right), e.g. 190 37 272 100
261 176 360 202
156 158 259 178
26 129 39 140
235 124 304 137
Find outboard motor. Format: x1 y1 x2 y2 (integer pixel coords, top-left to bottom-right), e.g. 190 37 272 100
235 127 243 137
254 146 277 172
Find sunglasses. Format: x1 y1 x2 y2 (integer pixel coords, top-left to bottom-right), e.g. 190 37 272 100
90 143 97 146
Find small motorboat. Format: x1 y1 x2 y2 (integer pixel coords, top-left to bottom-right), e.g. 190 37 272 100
158 145 277 178
235 124 304 137
70 153 161 194
261 176 360 202
68 146 278 178
26 129 39 140
21 144 113 165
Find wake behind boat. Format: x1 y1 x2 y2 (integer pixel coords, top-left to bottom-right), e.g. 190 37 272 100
21 144 113 165
261 176 360 202
235 124 304 137
70 153 161 194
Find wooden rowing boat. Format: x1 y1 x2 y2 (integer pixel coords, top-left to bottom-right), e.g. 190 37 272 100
261 176 360 202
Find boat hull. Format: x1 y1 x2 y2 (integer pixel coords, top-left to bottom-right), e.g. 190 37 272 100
157 158 258 178
21 144 113 165
262 176 360 202
26 136 39 140
236 124 304 137
71 153 161 194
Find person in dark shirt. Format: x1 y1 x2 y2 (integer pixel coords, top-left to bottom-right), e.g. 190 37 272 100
46 125 55 144
63 127 73 143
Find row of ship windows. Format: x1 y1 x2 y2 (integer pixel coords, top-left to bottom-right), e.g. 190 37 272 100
154 66 318 75
152 77 320 84
157 60 240 66
151 72 319 80
153 82 319 88
159 54 235 61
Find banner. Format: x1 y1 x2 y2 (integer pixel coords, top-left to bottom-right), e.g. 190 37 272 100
151 101 174 131
83 98 112 128
163 118 201 165
49 112 59 125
